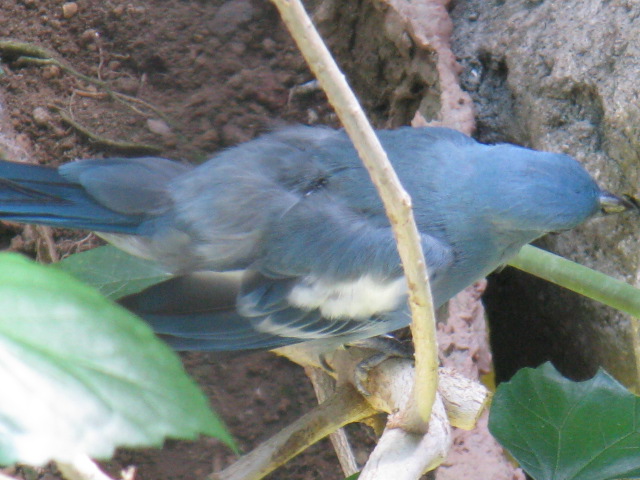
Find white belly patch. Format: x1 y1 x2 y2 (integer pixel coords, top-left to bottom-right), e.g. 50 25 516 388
287 275 408 319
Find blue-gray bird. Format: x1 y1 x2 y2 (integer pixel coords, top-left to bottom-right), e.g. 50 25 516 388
0 126 630 351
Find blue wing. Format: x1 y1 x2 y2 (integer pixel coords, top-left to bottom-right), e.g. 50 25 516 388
120 270 415 351
0 126 461 351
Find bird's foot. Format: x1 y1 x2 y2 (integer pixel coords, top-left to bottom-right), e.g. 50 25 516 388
347 335 413 395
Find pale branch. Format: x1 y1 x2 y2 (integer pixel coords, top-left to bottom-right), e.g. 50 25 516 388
270 0 438 424
438 367 491 430
220 347 489 480
305 366 360 477
358 395 450 480
209 385 377 480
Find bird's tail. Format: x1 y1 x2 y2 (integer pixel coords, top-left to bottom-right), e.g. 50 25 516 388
0 160 142 234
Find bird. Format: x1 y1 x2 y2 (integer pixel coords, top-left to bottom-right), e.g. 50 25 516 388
0 126 631 352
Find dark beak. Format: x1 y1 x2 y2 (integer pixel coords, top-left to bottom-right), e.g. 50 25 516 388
599 190 639 215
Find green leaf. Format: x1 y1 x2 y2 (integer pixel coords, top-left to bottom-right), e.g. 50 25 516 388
57 245 171 299
489 362 640 480
0 253 235 466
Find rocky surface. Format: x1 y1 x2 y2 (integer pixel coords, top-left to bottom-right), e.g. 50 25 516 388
450 0 640 386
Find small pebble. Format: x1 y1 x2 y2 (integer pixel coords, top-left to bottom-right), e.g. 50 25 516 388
112 4 125 16
62 2 78 18
228 42 246 56
126 5 146 15
112 77 139 95
261 38 276 54
306 109 319 124
57 137 76 151
146 118 172 136
16 133 32 153
42 64 61 79
47 18 62 28
193 54 208 67
197 129 219 146
162 135 178 148
221 124 249 145
32 107 51 127
80 29 99 44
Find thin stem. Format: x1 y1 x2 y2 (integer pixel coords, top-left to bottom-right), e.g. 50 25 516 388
270 0 438 423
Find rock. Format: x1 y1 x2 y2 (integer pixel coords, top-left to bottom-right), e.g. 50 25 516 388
62 2 78 18
111 4 125 16
0 93 32 163
450 0 640 387
146 118 172 136
80 28 99 45
31 107 51 127
41 65 62 79
317 0 449 128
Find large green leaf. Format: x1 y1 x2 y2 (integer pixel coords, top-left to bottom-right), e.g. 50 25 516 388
489 362 640 480
0 253 235 466
57 245 171 299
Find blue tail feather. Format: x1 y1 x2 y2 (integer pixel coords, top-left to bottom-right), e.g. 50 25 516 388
0 161 143 233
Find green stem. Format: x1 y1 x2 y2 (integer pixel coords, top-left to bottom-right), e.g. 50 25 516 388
508 244 640 318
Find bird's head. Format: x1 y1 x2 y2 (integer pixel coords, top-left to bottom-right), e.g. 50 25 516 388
470 145 635 238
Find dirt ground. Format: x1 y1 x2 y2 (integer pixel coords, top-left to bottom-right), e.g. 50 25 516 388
1 0 364 479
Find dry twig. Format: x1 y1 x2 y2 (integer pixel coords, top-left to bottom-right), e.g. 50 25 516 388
270 0 439 426
209 385 376 480
305 366 360 476
0 39 174 153
212 345 489 480
54 108 163 154
0 40 170 123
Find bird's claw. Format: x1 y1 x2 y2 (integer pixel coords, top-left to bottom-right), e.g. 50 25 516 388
348 335 413 396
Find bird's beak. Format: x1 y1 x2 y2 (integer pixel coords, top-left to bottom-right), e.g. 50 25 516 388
599 190 639 215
